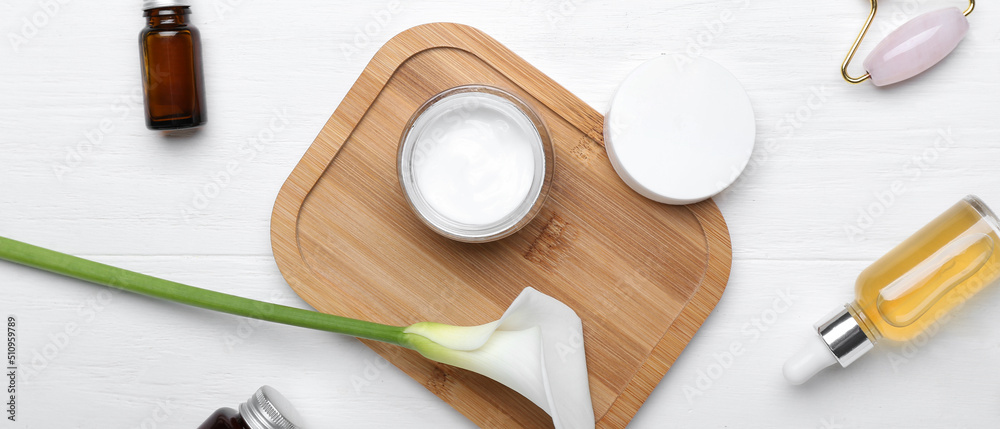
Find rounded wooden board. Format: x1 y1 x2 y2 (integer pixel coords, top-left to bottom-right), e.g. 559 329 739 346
270 23 732 429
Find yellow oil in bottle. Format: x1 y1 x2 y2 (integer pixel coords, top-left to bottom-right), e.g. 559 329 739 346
784 196 1000 385
851 196 1000 342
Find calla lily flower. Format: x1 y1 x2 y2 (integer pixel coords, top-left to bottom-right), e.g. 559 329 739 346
404 287 594 429
0 236 594 428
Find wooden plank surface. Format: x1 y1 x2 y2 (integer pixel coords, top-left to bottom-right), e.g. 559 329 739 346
4 1 1000 428
270 23 731 428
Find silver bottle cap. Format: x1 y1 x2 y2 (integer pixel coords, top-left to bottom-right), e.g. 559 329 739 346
783 305 877 384
816 305 875 367
142 0 191 11
239 386 306 429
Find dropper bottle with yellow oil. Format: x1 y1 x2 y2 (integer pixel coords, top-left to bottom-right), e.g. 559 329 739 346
784 195 1000 384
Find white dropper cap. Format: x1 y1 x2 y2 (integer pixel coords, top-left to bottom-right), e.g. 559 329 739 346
783 335 837 385
783 305 876 385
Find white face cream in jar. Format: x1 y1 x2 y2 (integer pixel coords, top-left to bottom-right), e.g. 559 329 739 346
398 85 553 242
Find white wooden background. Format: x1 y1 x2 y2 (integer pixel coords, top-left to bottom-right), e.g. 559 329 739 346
3 0 999 427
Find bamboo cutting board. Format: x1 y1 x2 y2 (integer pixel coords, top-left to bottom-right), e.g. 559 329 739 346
270 23 732 428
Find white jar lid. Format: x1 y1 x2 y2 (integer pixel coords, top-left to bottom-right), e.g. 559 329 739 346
604 55 756 205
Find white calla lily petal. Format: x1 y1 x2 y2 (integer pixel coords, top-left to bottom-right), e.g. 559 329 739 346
405 287 595 429
405 320 501 351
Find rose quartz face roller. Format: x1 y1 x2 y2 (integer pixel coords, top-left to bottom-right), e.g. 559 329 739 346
841 0 975 86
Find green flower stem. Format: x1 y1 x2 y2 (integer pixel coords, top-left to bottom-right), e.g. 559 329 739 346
0 236 415 348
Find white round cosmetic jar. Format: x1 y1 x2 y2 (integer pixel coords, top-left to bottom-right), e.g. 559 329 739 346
397 85 553 243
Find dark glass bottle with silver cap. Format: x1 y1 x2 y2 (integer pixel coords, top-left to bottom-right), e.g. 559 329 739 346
198 386 306 429
139 0 207 130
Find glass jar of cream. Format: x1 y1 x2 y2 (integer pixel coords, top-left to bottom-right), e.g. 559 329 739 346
397 85 554 243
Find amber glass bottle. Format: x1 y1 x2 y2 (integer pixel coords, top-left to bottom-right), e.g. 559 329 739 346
139 1 206 130
198 386 305 429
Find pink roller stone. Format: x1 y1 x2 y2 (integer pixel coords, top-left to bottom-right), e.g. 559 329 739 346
863 7 969 86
